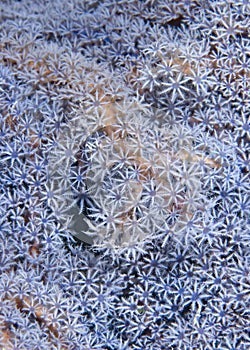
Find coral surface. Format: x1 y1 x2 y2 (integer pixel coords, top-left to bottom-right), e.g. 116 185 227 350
0 0 249 349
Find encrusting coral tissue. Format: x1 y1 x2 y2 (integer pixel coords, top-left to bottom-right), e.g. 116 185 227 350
0 0 249 349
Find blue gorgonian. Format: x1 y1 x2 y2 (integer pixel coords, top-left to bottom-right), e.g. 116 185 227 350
47 102 216 249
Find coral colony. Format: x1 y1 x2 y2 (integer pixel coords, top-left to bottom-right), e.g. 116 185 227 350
0 0 249 349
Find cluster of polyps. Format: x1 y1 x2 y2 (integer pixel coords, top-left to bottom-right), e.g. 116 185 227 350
48 106 216 249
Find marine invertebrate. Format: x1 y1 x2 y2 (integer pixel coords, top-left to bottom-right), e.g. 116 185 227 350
0 0 249 349
47 101 216 249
